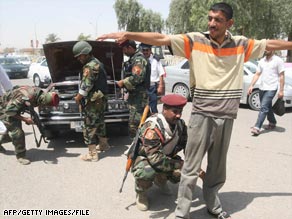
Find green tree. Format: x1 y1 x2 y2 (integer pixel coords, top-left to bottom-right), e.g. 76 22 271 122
114 0 141 31
274 0 292 61
45 33 60 43
139 9 164 32
166 0 194 33
77 33 92 41
114 0 164 32
227 0 280 39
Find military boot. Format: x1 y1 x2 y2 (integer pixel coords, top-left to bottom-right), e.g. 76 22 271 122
16 152 31 165
80 144 98 162
96 137 110 153
136 192 149 211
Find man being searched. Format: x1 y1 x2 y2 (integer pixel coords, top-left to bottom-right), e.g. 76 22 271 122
98 2 292 219
132 94 188 211
0 86 59 165
73 41 110 162
118 40 149 139
248 50 285 136
140 43 165 114
0 64 13 97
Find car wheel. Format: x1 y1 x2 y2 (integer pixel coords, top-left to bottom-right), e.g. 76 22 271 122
173 83 190 100
248 90 260 111
33 74 41 87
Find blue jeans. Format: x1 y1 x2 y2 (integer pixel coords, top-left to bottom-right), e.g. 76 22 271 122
254 90 277 129
147 84 158 114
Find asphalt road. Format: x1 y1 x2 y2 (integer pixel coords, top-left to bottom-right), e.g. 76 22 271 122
0 78 291 219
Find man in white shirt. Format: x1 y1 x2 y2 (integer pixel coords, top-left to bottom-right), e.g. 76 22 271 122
140 43 165 114
0 64 13 96
248 50 285 136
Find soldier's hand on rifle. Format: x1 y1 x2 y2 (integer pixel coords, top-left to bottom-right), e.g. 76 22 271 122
74 93 83 105
23 117 34 125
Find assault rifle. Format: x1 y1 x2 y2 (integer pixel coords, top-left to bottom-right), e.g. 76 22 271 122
119 105 149 193
22 96 48 148
28 105 48 148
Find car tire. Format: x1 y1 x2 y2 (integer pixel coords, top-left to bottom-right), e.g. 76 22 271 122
248 90 260 111
173 83 190 100
33 74 42 87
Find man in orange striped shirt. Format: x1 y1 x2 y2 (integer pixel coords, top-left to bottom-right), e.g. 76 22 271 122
98 2 292 219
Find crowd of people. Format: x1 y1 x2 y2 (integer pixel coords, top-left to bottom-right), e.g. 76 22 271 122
1 2 292 219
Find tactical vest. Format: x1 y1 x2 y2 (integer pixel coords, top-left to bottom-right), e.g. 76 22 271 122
89 58 108 95
146 114 184 156
124 51 151 89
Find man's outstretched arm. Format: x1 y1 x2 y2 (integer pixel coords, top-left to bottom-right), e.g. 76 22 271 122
266 39 292 51
97 31 171 46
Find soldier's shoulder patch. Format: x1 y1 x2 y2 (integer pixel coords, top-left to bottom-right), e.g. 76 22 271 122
83 67 90 76
93 63 100 71
144 129 156 140
132 65 142 75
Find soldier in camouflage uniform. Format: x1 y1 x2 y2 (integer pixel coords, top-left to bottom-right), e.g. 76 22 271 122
73 41 109 162
132 94 188 211
117 40 149 139
0 86 59 165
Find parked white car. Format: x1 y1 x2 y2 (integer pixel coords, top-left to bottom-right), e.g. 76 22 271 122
15 55 32 67
27 58 51 87
165 59 292 110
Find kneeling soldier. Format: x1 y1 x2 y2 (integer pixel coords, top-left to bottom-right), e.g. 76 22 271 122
132 94 188 211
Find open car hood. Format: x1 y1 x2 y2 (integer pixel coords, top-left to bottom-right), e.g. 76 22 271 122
43 40 123 82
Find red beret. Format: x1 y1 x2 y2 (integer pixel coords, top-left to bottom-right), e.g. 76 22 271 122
161 94 187 108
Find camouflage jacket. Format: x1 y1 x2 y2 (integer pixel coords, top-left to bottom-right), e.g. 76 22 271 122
122 50 148 105
137 113 188 172
0 86 40 119
79 57 108 104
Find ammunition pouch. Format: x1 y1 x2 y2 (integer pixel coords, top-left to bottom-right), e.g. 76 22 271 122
90 90 104 102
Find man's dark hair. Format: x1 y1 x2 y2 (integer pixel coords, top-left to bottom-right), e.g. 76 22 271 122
210 2 233 20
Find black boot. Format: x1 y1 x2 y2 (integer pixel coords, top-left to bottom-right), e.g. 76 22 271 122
16 152 31 165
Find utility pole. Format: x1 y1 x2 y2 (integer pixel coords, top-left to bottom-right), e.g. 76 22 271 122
34 23 38 55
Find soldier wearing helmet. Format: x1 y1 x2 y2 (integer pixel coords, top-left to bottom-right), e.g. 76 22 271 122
0 85 59 165
72 41 109 162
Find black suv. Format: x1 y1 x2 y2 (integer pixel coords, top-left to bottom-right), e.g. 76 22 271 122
39 41 129 138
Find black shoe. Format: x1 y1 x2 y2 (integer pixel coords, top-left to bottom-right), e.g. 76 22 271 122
208 209 231 219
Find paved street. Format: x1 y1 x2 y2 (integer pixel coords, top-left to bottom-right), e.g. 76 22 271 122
0 78 291 219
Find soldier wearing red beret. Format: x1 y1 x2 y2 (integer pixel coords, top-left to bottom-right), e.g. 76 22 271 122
132 94 188 211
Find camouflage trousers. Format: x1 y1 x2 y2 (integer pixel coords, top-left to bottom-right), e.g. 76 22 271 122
132 156 182 193
82 97 106 145
0 117 26 157
128 104 145 138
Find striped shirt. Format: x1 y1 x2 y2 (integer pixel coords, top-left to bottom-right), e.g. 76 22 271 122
170 31 266 119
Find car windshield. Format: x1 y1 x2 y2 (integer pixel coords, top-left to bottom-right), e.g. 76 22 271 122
18 57 29 61
0 57 20 65
244 61 258 74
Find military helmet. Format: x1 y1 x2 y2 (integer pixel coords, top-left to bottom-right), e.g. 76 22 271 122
72 41 92 57
37 92 60 107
